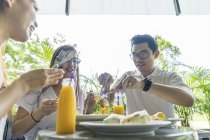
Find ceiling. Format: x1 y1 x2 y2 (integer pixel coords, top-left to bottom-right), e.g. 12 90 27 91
36 0 210 15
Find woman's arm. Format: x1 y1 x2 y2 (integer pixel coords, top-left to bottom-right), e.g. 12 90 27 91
0 69 64 118
13 99 58 137
12 107 41 137
0 79 26 118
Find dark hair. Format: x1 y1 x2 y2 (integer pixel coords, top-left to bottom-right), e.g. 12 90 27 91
130 34 158 53
50 45 76 68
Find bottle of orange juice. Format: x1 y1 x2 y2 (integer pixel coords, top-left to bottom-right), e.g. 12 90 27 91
113 91 125 115
56 72 76 134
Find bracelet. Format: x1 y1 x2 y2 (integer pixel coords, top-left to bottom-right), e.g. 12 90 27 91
31 112 40 123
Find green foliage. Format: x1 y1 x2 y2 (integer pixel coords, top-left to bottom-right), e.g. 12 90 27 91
93 100 100 114
155 35 195 127
4 34 66 81
80 73 101 95
175 66 210 126
155 35 181 72
187 67 210 121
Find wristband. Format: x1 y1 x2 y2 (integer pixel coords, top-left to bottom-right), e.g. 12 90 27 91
142 78 153 92
31 112 40 123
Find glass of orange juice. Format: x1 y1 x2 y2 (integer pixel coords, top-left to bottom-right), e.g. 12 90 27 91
113 105 124 115
113 91 125 115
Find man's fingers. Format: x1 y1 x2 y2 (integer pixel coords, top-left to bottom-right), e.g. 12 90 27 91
121 76 131 89
112 74 127 90
122 76 136 89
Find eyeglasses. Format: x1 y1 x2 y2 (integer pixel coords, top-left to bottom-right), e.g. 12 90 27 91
129 50 152 60
68 57 81 64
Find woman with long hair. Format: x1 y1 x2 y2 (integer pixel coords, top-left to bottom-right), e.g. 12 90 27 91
12 45 95 140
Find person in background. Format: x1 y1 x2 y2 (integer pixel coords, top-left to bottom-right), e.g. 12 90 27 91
103 34 194 117
0 0 64 139
98 72 114 104
13 45 96 140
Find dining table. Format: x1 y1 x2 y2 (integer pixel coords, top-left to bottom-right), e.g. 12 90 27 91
37 126 199 140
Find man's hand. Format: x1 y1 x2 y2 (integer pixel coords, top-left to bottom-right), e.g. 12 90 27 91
121 75 143 90
111 73 144 91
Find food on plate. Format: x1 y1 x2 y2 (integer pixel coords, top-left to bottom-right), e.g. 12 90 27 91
120 110 151 124
99 99 110 114
103 110 151 124
94 95 102 102
99 99 109 108
83 90 96 114
103 114 125 124
152 112 167 120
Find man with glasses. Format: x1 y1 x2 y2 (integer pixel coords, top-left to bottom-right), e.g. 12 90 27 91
110 34 194 117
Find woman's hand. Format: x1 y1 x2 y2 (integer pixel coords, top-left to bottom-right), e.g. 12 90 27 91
19 69 64 94
34 99 58 120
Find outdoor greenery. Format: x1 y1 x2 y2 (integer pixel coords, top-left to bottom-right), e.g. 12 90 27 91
3 34 210 128
4 34 66 80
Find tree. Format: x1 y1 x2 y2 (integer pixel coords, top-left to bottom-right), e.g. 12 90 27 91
155 35 181 72
4 34 66 81
155 35 195 127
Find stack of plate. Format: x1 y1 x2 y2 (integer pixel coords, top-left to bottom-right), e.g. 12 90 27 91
197 129 210 140
167 118 183 124
79 120 171 136
76 114 109 130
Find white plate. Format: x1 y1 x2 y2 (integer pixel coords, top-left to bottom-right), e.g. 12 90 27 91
167 118 183 124
76 114 109 122
80 120 171 136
